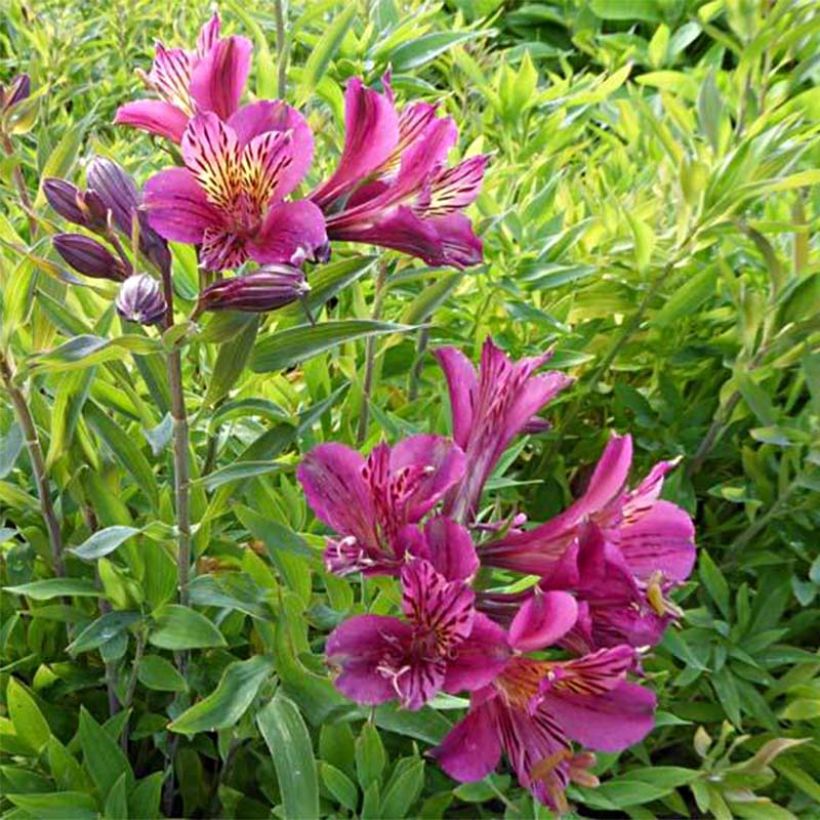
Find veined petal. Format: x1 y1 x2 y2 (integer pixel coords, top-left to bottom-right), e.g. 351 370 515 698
427 213 483 269
182 112 241 210
431 700 501 782
418 155 488 217
400 559 474 643
144 167 224 243
229 100 314 194
240 130 293 211
249 199 328 266
311 77 400 210
114 100 189 142
326 615 413 706
570 434 633 520
509 590 578 653
444 613 510 693
149 43 194 113
391 115 458 200
189 35 252 120
196 11 221 57
434 347 477 451
423 516 479 581
200 227 247 271
377 101 440 179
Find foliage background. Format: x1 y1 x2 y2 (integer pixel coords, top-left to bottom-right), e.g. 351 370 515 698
1 0 818 817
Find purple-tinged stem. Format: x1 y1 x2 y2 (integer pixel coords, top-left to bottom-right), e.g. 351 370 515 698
356 265 388 445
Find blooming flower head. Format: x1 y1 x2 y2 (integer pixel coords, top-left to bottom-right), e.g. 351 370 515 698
432 646 656 810
297 436 466 576
312 75 487 269
144 111 326 271
326 526 508 710
436 338 572 522
115 11 252 142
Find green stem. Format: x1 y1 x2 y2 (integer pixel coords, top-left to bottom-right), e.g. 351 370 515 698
273 0 288 99
1 132 37 238
0 352 64 576
408 327 430 402
356 266 388 445
120 628 146 752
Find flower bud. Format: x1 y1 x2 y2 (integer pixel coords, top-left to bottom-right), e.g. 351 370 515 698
44 179 110 231
199 266 309 313
86 157 139 236
137 211 172 275
2 73 30 111
53 233 129 281
115 274 167 325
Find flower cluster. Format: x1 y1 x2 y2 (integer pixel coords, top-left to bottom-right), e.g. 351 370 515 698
298 338 696 811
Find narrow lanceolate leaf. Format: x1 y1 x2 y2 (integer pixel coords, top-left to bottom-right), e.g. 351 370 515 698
169 656 274 734
202 315 260 407
297 4 357 105
387 31 487 72
193 460 287 492
7 678 51 753
257 694 320 820
4 578 101 600
148 605 227 650
251 320 413 372
78 707 134 798
66 611 141 655
5 792 97 820
30 334 161 373
69 525 140 560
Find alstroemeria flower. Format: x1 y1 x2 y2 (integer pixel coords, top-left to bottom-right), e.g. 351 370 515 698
297 436 466 576
144 112 326 271
480 434 696 582
431 646 656 811
326 534 508 710
312 76 487 269
115 12 252 142
435 339 572 523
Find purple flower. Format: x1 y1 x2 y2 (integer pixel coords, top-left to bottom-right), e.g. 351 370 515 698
116 274 167 325
297 436 466 576
114 12 252 142
53 234 129 281
199 266 309 312
43 179 108 231
327 552 508 710
435 339 572 522
144 111 326 271
312 76 487 269
431 646 656 811
1 74 30 112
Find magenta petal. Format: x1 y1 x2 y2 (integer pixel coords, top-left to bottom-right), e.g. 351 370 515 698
196 11 221 57
620 500 696 582
311 77 400 210
189 35 252 119
228 100 314 194
434 347 477 451
431 701 501 782
392 116 458 198
509 591 578 653
444 614 510 693
297 443 376 545
423 516 479 581
249 200 328 266
390 435 466 521
143 167 223 242
546 681 656 752
114 100 189 142
571 434 633 519
326 615 412 706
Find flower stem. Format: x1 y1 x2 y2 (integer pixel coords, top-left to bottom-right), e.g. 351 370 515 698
1 133 37 238
408 327 430 402
356 265 388 445
273 0 288 99
120 628 146 752
0 352 64 576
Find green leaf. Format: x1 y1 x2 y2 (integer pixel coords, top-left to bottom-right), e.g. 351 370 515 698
194 460 286 492
31 335 161 373
148 605 227 650
4 578 101 600
7 678 51 753
356 722 386 789
281 255 377 318
590 0 661 22
651 266 717 327
297 4 357 105
380 757 425 818
104 772 129 820
34 125 86 207
6 791 97 820
698 70 724 151
401 273 463 324
78 707 134 799
128 772 165 819
47 738 88 791
251 320 412 372
137 654 188 692
321 762 359 812
388 31 486 72
257 694 320 820
699 549 731 619
69 526 140 560
203 315 260 407
169 656 274 734
67 611 140 655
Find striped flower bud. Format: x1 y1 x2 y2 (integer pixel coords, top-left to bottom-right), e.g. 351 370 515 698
53 233 129 281
44 179 110 231
1 74 30 111
86 157 139 236
199 266 310 313
115 274 167 325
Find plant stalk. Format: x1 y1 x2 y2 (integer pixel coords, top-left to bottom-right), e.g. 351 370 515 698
0 352 64 576
356 266 388 445
1 133 37 238
273 0 288 99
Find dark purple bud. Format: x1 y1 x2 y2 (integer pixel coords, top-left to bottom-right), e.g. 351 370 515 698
86 157 139 236
53 233 129 281
137 211 172 275
6 74 30 109
199 266 310 313
115 274 167 325
83 190 111 231
521 416 552 435
313 240 332 264
44 179 86 225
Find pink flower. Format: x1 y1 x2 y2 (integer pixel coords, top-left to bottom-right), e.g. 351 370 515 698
143 111 326 271
312 76 487 268
115 12 253 142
